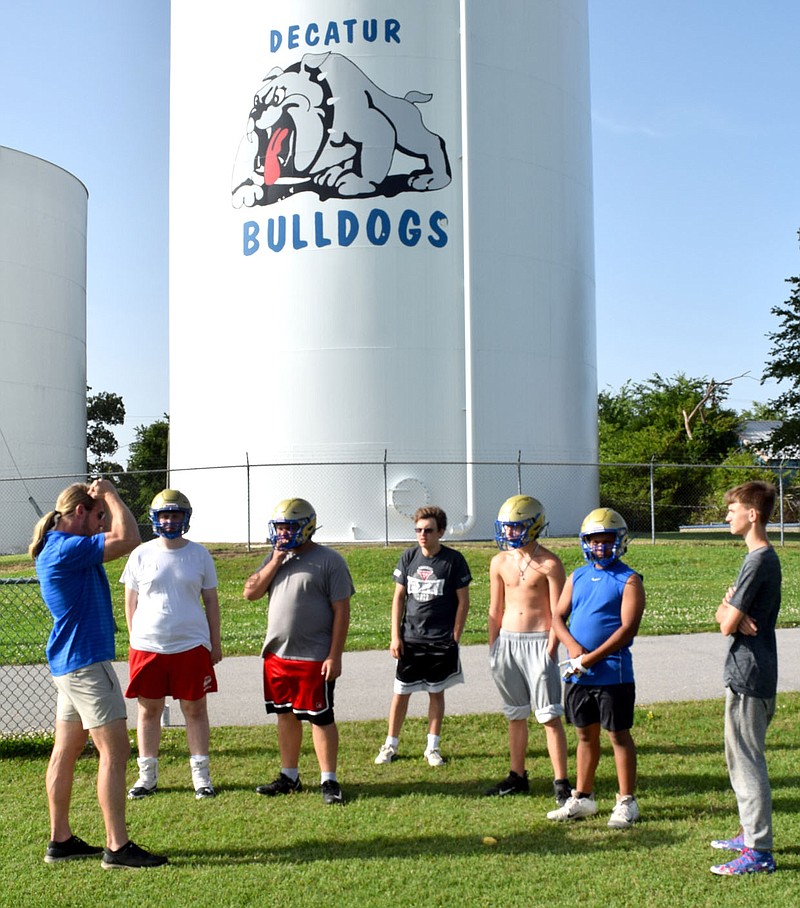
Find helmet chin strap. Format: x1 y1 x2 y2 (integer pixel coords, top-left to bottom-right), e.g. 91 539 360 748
151 508 191 539
268 519 308 550
155 525 184 540
581 537 619 566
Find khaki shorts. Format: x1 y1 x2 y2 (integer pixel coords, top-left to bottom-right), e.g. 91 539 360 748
53 661 127 729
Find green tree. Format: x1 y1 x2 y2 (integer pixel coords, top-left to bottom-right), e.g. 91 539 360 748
86 386 125 474
762 233 800 454
599 373 742 530
121 415 170 523
738 401 786 421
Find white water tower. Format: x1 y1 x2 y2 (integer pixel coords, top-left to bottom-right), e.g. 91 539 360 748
0 147 88 554
168 0 597 541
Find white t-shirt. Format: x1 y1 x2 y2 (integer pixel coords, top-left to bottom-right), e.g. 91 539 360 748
121 538 218 654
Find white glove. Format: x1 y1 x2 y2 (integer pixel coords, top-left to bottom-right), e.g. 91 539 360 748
559 656 587 680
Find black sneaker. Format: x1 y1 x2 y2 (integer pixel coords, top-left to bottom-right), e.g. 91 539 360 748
195 785 216 800
554 778 573 808
321 779 345 805
484 770 529 797
44 834 103 864
255 773 302 796
101 841 168 869
127 783 157 800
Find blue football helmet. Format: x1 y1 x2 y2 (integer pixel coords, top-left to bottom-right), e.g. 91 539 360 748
580 508 628 566
150 489 192 539
268 498 317 550
494 495 546 550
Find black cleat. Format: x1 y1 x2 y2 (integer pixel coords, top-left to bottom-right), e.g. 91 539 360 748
255 773 302 796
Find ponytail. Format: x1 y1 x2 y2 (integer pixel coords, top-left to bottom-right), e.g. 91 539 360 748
29 511 60 559
28 483 94 559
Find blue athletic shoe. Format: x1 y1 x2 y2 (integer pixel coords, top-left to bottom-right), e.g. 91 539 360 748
710 833 745 852
710 847 776 875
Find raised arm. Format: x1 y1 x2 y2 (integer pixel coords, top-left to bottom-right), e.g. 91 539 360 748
93 479 140 562
243 548 288 601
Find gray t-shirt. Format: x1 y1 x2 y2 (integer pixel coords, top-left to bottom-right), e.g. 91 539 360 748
723 545 781 698
261 545 355 661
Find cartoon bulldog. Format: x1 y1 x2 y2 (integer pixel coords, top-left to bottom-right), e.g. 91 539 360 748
231 52 451 206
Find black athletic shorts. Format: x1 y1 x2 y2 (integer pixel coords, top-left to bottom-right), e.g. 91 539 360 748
395 638 461 691
564 682 635 732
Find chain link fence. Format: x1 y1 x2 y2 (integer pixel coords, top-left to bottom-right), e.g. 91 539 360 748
0 579 55 736
2 457 796 553
2 457 796 736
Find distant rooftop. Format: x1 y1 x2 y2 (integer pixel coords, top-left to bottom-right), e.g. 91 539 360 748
738 420 782 446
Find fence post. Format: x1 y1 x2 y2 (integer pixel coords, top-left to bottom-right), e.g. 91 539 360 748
383 449 389 546
779 459 785 547
649 457 656 544
516 450 522 494
246 451 251 552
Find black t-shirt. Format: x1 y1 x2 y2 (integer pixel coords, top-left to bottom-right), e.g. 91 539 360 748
393 545 471 644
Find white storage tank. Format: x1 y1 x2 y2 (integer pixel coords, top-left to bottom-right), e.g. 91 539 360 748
0 147 88 554
168 0 597 542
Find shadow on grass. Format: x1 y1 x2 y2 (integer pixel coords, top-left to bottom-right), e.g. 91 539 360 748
167 823 684 867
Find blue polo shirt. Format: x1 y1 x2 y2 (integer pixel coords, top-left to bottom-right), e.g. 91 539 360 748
36 531 114 676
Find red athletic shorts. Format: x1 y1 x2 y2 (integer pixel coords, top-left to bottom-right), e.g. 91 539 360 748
262 653 335 725
126 646 218 701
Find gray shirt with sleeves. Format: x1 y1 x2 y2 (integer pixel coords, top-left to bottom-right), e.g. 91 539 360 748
724 545 781 698
260 544 355 662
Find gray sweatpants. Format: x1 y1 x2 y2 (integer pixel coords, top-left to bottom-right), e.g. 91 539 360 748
723 687 776 851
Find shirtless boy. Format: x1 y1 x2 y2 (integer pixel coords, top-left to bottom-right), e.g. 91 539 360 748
484 495 571 807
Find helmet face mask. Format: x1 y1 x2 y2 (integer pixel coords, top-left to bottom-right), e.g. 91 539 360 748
494 495 546 550
150 489 192 540
268 498 317 550
579 508 628 566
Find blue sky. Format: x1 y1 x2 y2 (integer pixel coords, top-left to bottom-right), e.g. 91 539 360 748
1 1 798 457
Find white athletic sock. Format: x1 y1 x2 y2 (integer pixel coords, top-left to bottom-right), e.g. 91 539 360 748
136 755 158 788
281 767 299 781
190 754 211 789
385 736 399 748
427 734 441 752
320 771 338 784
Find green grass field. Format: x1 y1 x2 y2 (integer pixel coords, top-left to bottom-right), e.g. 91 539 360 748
2 697 799 908
2 539 798 905
3 537 800 662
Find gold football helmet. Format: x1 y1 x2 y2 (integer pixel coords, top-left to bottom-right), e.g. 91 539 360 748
494 495 546 550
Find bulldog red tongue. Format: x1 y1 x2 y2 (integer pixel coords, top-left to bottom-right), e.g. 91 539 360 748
264 128 289 185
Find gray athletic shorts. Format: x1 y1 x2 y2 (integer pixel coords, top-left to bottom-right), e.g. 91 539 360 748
489 630 564 722
53 661 127 729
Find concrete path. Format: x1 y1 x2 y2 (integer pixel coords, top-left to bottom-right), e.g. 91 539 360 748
113 628 800 729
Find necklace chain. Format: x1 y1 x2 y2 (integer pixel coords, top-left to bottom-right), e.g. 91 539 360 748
517 543 540 579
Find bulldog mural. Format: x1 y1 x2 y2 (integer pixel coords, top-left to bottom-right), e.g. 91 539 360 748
231 52 452 206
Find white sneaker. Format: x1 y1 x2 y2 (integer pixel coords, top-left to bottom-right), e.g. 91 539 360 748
546 791 597 821
374 743 398 764
424 747 446 767
607 794 640 828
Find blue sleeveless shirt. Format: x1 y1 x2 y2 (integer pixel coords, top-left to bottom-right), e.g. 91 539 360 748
566 560 639 686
